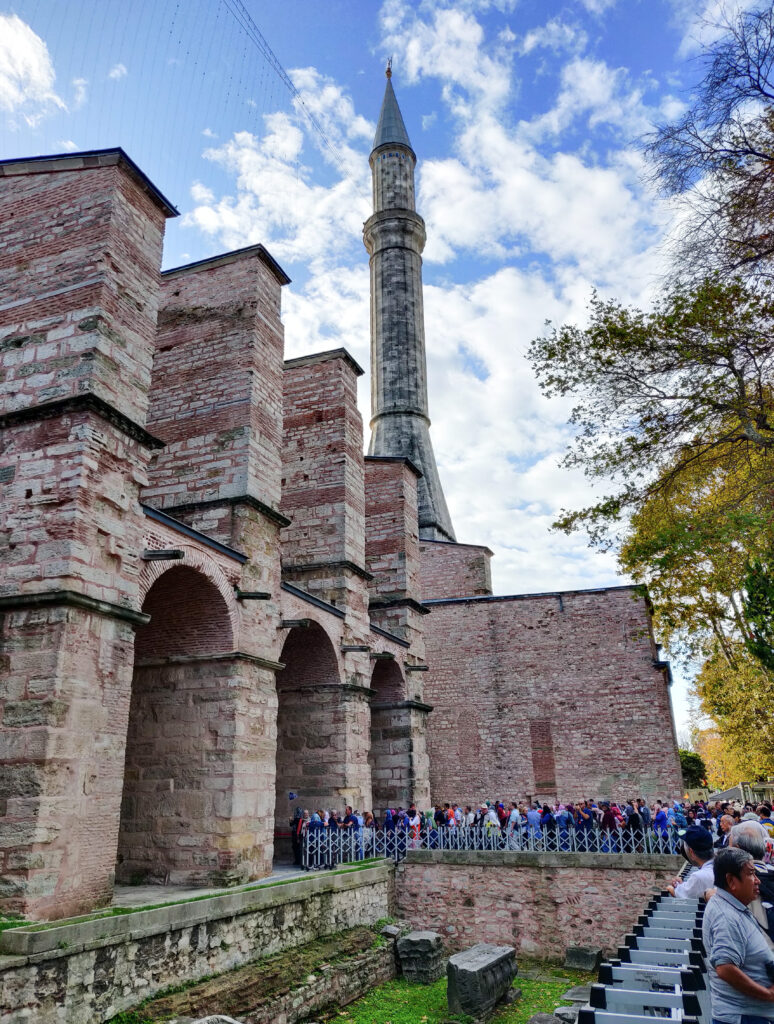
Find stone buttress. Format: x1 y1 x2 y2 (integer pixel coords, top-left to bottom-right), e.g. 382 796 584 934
0 151 175 918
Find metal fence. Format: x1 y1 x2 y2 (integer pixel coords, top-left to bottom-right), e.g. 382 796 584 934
302 824 687 868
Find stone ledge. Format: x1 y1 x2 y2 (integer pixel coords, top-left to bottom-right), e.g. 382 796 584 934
0 862 394 960
403 850 681 870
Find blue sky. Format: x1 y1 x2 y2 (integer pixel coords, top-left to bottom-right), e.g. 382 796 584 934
2 0 746 733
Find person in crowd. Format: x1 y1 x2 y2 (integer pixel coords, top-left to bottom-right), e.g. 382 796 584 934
653 801 669 844
717 814 736 849
525 803 542 842
464 805 475 826
702 847 774 1023
306 812 326 870
667 825 715 899
758 805 774 842
728 821 774 948
638 798 652 829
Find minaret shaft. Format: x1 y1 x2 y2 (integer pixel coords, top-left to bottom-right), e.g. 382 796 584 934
364 76 455 542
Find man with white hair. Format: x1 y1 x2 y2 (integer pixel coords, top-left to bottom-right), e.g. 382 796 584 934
730 820 774 949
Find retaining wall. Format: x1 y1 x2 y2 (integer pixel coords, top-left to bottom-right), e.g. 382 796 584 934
396 850 680 960
0 862 393 1024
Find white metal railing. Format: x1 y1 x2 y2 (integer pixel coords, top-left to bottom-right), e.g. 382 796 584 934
301 823 687 867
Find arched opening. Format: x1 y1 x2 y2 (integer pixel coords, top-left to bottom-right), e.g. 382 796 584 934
116 564 235 885
273 621 345 861
369 660 409 817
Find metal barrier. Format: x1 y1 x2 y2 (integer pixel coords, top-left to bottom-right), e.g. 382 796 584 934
301 823 687 867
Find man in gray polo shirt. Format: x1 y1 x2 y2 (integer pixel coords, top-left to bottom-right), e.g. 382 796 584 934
703 847 774 1024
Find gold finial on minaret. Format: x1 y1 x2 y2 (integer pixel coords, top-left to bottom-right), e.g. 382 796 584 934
386 57 392 79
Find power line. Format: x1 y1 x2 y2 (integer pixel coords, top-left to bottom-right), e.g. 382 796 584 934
220 0 347 174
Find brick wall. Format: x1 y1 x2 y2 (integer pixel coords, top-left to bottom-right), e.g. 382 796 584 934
143 246 287 511
280 350 369 625
422 587 682 804
396 851 678 960
118 654 277 886
419 540 493 600
0 152 171 920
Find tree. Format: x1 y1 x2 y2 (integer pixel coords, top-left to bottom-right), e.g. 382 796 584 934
742 546 774 671
527 276 774 549
694 641 774 781
693 726 751 791
647 4 774 282
679 748 708 789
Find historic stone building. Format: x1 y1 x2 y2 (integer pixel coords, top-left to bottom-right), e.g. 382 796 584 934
0 73 682 921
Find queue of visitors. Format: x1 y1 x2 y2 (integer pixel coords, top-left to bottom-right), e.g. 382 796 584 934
291 796 774 865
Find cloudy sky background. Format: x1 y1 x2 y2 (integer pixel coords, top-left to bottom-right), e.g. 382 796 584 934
2 0 751 732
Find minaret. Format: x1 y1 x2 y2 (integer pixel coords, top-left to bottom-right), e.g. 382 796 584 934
364 65 456 542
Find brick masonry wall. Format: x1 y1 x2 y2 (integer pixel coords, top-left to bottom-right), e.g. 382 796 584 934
419 540 493 600
396 851 679 959
0 155 170 921
0 157 169 425
118 655 278 887
422 588 683 803
143 248 285 511
0 863 394 1024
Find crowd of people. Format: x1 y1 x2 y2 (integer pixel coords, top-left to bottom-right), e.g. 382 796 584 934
290 794 774 860
290 795 774 864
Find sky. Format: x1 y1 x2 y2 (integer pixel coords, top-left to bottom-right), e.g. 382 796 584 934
1 0 750 733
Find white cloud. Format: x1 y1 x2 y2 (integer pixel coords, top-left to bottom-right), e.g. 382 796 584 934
183 71 372 273
520 17 588 55
202 127 217 138
58 139 78 152
578 0 619 13
72 76 88 109
0 13 65 128
108 62 127 80
669 0 761 57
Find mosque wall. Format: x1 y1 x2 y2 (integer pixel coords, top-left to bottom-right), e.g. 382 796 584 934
422 587 683 805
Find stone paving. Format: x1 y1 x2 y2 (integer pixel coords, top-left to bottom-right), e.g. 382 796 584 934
112 864 309 908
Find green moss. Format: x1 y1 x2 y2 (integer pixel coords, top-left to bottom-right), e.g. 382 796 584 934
15 859 387 933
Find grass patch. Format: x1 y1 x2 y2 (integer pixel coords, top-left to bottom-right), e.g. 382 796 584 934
0 914 28 935
12 859 387 933
329 961 594 1024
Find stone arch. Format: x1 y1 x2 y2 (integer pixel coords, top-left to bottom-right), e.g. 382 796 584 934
137 544 240 649
370 658 406 703
135 565 235 660
273 620 347 848
369 659 410 818
116 561 239 884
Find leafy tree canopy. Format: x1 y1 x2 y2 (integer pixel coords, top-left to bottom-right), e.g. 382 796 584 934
694 641 774 781
742 547 774 671
679 748 708 788
528 276 774 549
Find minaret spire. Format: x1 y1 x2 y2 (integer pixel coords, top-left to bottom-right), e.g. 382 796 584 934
364 70 456 542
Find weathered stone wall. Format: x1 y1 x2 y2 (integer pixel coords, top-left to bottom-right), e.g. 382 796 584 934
396 851 679 960
419 540 493 600
280 349 369 623
0 152 173 921
0 863 394 1024
422 587 682 803
143 246 287 512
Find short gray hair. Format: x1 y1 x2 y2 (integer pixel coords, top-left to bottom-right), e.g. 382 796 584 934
730 821 767 860
714 847 754 891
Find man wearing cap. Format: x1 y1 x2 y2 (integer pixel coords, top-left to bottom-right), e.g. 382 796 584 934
668 824 715 899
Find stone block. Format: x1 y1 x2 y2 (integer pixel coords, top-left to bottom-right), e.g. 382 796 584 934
564 947 603 971
562 985 592 1003
396 929 444 984
447 942 517 1020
